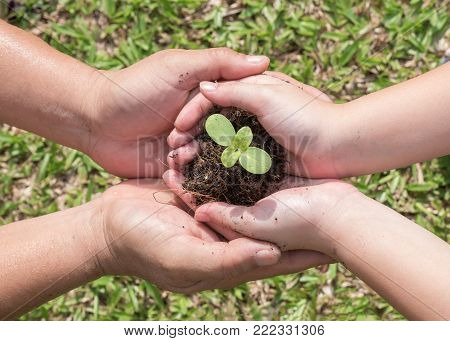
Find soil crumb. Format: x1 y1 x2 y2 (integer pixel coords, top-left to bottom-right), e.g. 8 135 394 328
182 106 286 206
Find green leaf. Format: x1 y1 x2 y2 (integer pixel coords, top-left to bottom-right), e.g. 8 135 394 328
221 146 241 168
205 114 236 147
0 2 8 19
37 153 51 181
406 183 438 192
232 126 253 152
239 147 272 174
338 41 359 67
101 0 116 18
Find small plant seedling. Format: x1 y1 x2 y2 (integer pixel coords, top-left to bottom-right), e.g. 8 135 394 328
205 114 272 174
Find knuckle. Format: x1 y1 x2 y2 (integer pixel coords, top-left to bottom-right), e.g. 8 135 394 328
228 84 244 107
208 47 235 60
155 48 185 57
153 49 186 67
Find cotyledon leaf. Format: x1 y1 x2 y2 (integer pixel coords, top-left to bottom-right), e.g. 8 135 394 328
232 126 253 152
221 146 241 168
205 114 236 147
239 147 272 174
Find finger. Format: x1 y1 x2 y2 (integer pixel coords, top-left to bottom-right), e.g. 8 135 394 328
224 250 333 286
263 71 332 103
186 86 200 103
163 169 273 243
195 201 276 242
162 169 246 241
167 127 200 149
161 235 280 294
193 237 281 279
175 48 270 89
163 169 197 210
199 81 275 115
174 75 285 132
194 197 305 249
174 73 308 136
167 140 199 170
237 74 287 85
174 92 213 132
204 220 245 241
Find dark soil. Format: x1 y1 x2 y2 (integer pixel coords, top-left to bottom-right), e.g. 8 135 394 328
182 106 286 206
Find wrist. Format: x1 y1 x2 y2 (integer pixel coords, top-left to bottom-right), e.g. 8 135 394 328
77 69 121 159
321 102 355 178
296 102 351 179
36 59 104 154
67 66 106 155
74 197 116 279
326 101 370 178
319 188 374 259
308 181 366 257
81 191 145 278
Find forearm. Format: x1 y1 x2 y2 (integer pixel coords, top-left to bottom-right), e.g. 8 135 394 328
326 193 450 320
0 200 107 320
0 20 99 152
333 63 450 177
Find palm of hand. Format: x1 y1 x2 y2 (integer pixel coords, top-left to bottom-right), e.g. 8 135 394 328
99 179 217 292
97 179 285 293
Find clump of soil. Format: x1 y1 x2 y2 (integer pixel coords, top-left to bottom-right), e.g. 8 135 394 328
182 106 286 206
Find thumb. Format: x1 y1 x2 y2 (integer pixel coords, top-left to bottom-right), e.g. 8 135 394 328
185 237 281 280
216 237 281 270
167 48 270 89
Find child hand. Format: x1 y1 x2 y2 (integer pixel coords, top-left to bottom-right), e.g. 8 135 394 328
192 179 358 256
168 72 344 179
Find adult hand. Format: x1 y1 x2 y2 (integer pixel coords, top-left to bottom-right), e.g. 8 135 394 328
0 177 330 319
85 48 270 178
0 23 269 178
168 72 343 178
94 179 332 293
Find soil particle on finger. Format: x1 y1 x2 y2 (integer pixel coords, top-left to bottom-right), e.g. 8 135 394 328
182 106 286 206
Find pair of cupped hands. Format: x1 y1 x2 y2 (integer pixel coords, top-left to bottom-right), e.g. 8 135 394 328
87 48 354 293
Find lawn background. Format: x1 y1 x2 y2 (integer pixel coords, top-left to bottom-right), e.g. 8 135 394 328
0 0 449 320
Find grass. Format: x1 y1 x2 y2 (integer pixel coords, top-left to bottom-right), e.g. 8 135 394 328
0 0 449 320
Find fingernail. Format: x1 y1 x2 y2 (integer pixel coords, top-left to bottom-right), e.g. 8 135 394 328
246 55 268 63
195 211 210 223
200 81 218 92
255 249 278 266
